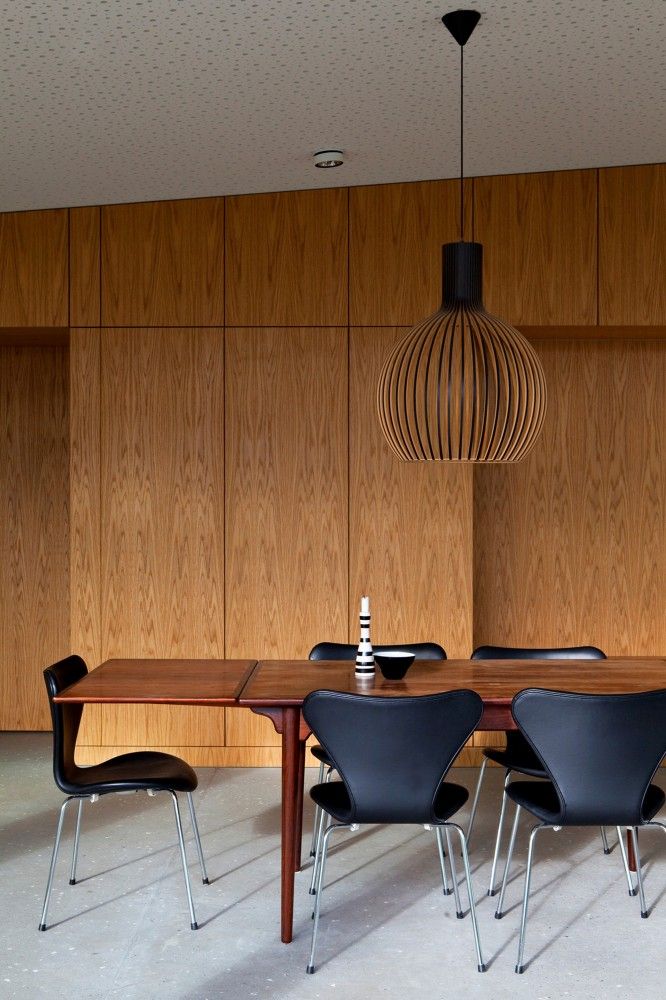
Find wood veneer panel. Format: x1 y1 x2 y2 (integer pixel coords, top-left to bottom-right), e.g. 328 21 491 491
474 170 597 325
0 210 68 326
349 327 473 657
101 199 224 326
350 179 470 326
69 329 103 744
474 338 666 654
100 328 225 747
600 164 666 325
69 207 100 326
225 327 348 746
0 346 69 729
225 189 347 326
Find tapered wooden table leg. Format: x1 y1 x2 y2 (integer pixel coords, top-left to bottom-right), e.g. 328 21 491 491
294 738 306 873
627 829 636 872
280 707 300 943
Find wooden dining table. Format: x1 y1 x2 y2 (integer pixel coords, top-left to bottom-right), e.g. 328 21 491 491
56 655 666 945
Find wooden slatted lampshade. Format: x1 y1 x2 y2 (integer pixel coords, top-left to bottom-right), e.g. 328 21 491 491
377 240 547 461
377 9 547 463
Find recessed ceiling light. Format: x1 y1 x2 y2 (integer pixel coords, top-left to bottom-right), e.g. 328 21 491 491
313 150 344 168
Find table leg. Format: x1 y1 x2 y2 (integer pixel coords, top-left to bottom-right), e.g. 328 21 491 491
294 738 306 873
280 707 300 943
627 829 636 873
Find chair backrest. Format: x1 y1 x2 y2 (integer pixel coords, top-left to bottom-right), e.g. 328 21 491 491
309 641 446 661
471 645 606 660
43 655 88 793
512 688 666 825
302 689 482 824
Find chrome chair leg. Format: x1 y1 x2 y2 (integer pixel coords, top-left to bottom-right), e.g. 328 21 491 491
435 826 451 896
307 822 351 974
616 826 636 896
600 825 610 854
445 827 462 916
309 761 326 857
450 823 486 972
39 797 74 930
495 803 521 919
69 798 84 885
515 824 544 974
632 827 648 918
466 758 487 848
186 792 209 885
488 769 511 896
169 792 198 930
309 790 329 895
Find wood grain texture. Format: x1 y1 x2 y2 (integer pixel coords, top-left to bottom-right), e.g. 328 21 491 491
600 164 666 325
225 327 348 746
474 338 666 654
225 188 348 326
350 179 471 326
69 207 101 326
74 743 323 767
69 329 103 745
474 170 597 325
100 328 225 747
101 199 224 326
0 346 69 729
350 327 473 656
55 659 255 703
0 210 68 326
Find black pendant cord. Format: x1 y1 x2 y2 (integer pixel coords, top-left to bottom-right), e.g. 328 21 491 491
459 42 464 241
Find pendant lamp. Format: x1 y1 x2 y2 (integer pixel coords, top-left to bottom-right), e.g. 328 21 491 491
377 10 546 462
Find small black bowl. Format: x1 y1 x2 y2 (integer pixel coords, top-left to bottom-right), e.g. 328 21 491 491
374 651 416 681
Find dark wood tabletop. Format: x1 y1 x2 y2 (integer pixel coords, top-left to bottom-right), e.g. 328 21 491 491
53 658 257 705
239 657 666 708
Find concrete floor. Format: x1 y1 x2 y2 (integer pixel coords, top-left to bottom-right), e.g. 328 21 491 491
1 734 665 1000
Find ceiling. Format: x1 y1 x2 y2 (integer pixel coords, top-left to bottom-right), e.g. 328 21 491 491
1 1 665 212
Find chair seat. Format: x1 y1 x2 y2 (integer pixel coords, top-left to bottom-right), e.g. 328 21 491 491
310 779 469 825
483 743 546 778
64 751 198 796
311 744 333 767
506 779 666 826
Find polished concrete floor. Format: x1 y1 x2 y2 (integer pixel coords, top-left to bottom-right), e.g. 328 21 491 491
1 733 664 1000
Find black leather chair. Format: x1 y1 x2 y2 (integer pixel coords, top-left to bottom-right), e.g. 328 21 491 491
302 689 485 974
467 645 607 894
307 641 447 877
40 655 209 931
494 687 666 973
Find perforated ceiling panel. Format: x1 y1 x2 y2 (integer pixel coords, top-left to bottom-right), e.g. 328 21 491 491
1 1 664 211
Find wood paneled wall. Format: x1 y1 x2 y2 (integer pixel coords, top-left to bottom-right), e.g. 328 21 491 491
1 162 666 768
0 345 70 729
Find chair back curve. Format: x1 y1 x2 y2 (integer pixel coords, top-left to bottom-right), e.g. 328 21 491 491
471 645 605 661
303 689 482 824
309 641 446 661
43 655 88 793
512 688 666 826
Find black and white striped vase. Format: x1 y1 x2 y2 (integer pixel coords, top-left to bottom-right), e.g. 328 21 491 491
355 596 375 678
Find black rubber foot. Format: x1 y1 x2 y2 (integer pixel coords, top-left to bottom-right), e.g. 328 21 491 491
629 888 638 896
69 878 77 885
641 910 648 919
515 965 524 974
494 912 503 920
308 887 316 895
309 850 316 858
38 924 46 932
311 911 315 919
456 910 464 919
191 922 198 930
487 888 496 897
202 878 210 885
478 964 486 973
444 887 452 896
306 965 315 975
603 848 611 855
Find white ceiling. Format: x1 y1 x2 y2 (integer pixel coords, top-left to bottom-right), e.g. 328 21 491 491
1 1 665 212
